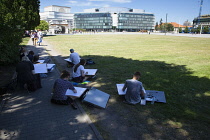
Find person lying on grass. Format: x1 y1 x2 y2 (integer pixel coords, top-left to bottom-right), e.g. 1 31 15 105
51 70 77 110
122 71 146 105
72 59 88 83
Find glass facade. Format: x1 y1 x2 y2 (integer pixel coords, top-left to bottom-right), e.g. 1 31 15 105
74 13 112 31
118 13 155 31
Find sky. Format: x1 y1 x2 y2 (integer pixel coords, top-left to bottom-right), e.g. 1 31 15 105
40 0 210 25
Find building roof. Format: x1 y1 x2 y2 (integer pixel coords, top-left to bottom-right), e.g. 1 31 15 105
168 22 185 28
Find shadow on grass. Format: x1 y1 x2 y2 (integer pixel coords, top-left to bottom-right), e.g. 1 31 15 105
53 54 210 140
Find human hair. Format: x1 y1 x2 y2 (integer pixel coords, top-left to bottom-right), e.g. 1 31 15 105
28 51 34 55
74 59 86 72
60 70 70 79
134 72 141 77
33 55 39 62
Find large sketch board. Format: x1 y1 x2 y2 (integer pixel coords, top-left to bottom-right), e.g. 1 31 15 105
84 69 97 76
64 58 72 62
116 84 126 95
66 87 87 97
34 64 48 74
83 88 110 108
46 64 56 70
116 84 166 103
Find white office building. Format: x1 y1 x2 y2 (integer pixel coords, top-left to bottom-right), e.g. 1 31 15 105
40 5 74 34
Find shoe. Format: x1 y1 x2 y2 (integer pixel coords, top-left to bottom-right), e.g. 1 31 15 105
71 104 77 110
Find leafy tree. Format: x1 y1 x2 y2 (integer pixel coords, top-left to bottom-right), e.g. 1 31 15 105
203 26 209 34
184 26 189 33
166 23 174 31
36 20 49 31
155 22 159 31
179 27 182 33
0 0 40 65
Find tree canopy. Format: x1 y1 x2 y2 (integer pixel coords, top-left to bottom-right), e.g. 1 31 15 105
36 20 49 31
0 0 40 65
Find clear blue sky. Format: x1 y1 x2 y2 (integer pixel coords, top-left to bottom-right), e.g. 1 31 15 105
40 0 210 25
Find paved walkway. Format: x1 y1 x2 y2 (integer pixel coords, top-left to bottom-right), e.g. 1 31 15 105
0 40 103 140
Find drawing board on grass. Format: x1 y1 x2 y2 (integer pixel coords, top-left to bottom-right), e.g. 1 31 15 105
66 87 87 97
116 84 126 95
64 58 72 62
83 88 110 108
84 69 97 75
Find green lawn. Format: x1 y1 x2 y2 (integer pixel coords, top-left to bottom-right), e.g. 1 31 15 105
44 34 210 139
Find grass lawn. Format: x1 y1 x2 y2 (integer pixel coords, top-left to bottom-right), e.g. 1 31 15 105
44 34 210 139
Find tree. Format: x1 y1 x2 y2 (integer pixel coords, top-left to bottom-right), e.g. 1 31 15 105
0 0 40 65
36 20 49 31
160 18 163 25
203 26 209 34
155 22 159 31
179 27 182 33
166 23 174 31
184 26 189 33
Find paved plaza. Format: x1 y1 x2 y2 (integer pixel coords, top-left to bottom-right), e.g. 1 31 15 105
0 40 103 140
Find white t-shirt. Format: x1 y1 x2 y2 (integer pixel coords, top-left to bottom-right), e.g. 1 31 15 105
37 31 43 38
72 65 84 78
70 52 80 65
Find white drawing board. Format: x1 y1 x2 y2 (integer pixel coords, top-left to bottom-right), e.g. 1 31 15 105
84 69 97 75
34 64 48 74
66 87 87 97
145 90 166 103
37 60 45 63
46 64 56 70
116 84 126 95
64 58 72 62
83 88 110 108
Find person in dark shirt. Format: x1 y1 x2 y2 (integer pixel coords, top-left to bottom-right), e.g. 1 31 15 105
16 56 36 91
51 70 77 109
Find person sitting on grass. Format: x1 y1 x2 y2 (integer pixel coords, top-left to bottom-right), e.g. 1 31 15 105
51 70 77 109
72 59 88 83
67 49 80 67
122 72 146 105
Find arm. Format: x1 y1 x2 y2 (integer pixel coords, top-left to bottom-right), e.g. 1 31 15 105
69 83 77 93
122 82 127 92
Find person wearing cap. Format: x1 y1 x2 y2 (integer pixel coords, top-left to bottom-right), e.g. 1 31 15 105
68 49 80 67
122 72 146 104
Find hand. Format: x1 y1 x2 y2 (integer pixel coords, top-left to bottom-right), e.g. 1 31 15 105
73 89 77 93
85 72 88 75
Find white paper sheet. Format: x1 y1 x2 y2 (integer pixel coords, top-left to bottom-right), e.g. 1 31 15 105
84 69 97 75
65 87 87 97
116 84 126 95
34 64 48 74
64 58 72 62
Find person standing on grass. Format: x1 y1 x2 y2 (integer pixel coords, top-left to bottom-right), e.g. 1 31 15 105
68 49 80 67
122 72 146 104
51 70 78 110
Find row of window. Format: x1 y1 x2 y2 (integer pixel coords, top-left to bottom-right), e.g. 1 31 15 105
76 23 111 26
75 13 111 18
77 26 112 29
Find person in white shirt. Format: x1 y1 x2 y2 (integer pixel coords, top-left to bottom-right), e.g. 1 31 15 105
68 49 80 67
37 29 43 46
72 59 88 83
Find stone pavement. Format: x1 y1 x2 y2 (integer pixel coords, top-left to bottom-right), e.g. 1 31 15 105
0 39 103 140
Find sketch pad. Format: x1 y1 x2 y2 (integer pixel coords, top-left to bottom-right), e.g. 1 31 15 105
116 84 126 95
145 90 166 103
34 64 48 74
66 87 87 97
84 69 97 75
46 64 56 69
83 88 110 108
64 58 72 62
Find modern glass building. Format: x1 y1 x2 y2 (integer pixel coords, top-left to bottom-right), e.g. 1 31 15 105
74 7 155 32
193 14 210 26
74 13 112 31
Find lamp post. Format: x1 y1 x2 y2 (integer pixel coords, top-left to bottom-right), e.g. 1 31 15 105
165 13 167 35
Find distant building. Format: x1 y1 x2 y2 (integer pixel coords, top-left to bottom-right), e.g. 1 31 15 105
40 5 74 34
74 7 155 32
183 20 192 26
193 14 210 27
